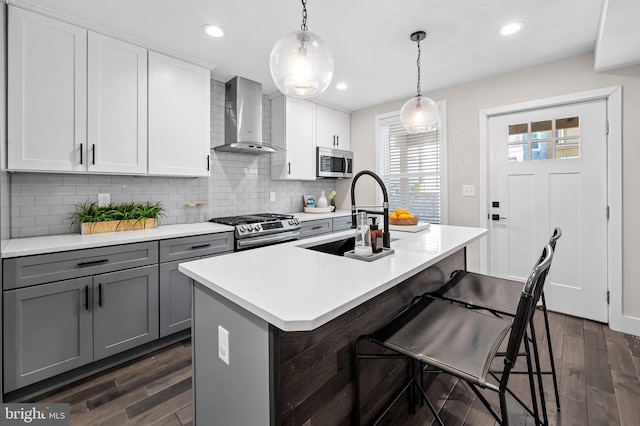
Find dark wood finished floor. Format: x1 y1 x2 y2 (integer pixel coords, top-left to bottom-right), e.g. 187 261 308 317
34 310 640 425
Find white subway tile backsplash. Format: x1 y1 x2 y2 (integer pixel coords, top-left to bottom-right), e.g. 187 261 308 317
9 78 336 237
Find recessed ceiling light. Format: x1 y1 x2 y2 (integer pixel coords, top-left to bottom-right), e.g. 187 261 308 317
500 22 524 36
336 83 348 90
202 24 226 38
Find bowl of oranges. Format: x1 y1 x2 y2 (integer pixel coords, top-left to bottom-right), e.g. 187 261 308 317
389 209 419 225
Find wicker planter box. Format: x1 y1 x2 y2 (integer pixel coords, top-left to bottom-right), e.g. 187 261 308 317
81 218 157 235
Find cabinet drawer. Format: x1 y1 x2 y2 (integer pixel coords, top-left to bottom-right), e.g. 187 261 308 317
3 242 158 290
300 219 333 239
159 232 233 262
332 216 354 232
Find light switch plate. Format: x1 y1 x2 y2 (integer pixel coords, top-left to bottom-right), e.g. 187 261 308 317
462 185 475 197
218 325 229 365
270 191 276 202
97 193 110 207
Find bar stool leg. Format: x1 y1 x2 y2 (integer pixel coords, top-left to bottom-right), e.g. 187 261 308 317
354 336 363 425
541 292 561 410
529 319 549 425
522 330 541 425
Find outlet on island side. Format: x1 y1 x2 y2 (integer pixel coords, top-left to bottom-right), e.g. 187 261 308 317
462 185 475 197
218 325 230 365
270 191 276 202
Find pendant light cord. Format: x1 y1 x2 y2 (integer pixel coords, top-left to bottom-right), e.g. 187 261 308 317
301 0 308 31
416 39 421 97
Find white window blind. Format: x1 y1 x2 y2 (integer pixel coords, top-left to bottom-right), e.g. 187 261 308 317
376 104 447 224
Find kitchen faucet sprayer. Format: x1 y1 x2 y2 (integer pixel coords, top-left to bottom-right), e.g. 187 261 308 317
350 170 390 249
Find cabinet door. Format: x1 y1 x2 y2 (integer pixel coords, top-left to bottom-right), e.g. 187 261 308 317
3 277 93 392
333 110 351 150
148 52 210 176
8 7 87 172
287 98 316 180
159 260 192 337
316 104 336 148
93 265 159 360
88 32 147 174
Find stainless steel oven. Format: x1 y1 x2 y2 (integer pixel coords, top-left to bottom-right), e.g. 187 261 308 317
209 213 301 251
316 147 353 178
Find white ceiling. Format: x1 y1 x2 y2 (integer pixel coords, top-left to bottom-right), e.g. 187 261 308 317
14 0 639 112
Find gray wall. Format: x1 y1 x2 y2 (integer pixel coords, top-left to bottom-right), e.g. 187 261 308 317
339 51 640 320
9 79 334 238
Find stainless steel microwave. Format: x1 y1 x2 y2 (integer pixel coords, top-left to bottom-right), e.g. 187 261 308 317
316 147 353 178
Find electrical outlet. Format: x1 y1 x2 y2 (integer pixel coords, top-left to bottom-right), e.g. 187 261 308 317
462 185 475 197
97 193 110 207
218 326 229 365
270 191 276 202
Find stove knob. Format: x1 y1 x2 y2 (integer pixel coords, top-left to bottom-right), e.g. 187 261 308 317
288 220 293 225
239 225 246 232
247 225 255 231
294 218 300 224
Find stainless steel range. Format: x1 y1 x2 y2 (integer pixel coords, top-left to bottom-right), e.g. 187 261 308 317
209 213 301 251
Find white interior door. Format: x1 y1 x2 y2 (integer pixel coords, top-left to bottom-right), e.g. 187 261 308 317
488 100 608 322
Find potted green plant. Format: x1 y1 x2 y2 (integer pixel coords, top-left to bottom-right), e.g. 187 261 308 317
70 201 165 234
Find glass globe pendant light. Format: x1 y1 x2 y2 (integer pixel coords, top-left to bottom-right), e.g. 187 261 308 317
270 0 334 98
400 31 440 133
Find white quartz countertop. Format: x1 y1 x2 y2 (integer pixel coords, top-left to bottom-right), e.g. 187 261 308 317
293 209 351 222
179 224 487 332
2 222 234 258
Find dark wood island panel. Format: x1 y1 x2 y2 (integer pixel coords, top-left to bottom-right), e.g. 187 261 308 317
276 248 466 425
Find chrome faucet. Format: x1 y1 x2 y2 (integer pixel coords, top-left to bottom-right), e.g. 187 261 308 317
350 170 390 249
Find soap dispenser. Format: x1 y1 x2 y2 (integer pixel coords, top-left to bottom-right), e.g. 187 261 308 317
354 212 372 256
370 217 383 253
317 191 328 208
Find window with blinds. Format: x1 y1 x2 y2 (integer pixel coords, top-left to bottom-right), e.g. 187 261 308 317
376 104 447 224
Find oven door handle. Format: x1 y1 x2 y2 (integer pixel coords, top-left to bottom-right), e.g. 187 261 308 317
237 231 301 249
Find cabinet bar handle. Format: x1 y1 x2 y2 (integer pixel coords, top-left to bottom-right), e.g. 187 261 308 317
92 144 96 165
288 162 291 175
77 259 109 267
333 135 336 146
98 283 103 307
336 135 339 146
311 225 323 230
191 244 211 250
85 285 89 310
80 143 83 165
207 155 210 171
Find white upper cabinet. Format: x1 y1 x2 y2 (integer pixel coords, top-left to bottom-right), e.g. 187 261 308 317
8 7 87 172
271 96 317 181
88 32 147 174
148 52 210 177
316 104 351 150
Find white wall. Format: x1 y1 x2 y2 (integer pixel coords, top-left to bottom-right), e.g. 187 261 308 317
339 51 640 321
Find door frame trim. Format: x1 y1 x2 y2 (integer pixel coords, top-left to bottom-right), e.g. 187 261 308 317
478 86 625 332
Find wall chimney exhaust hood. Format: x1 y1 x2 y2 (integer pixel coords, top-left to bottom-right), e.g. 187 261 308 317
214 76 281 155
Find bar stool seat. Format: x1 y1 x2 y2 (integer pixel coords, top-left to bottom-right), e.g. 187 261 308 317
371 296 512 385
437 272 522 315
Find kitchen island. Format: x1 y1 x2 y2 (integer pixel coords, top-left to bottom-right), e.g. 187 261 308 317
179 224 486 425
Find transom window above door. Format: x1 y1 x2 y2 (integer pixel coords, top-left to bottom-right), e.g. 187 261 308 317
507 116 580 162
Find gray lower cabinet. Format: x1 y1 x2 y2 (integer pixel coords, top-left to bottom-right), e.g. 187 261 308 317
299 218 333 239
159 233 233 338
159 260 192 337
3 265 159 392
4 277 93 392
93 265 159 360
332 215 353 232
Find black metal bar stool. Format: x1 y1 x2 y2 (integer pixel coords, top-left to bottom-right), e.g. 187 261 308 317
354 244 554 425
432 228 562 421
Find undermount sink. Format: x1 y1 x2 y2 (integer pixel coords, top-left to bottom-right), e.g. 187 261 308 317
304 236 397 257
305 237 356 256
